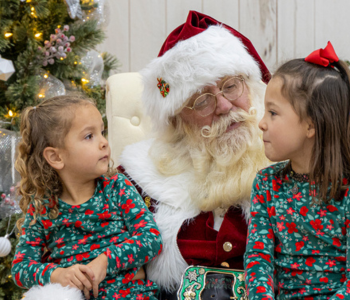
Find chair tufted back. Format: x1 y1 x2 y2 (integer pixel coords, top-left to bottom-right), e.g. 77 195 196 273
106 72 152 164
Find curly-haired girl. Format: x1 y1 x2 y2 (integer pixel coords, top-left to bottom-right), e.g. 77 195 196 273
11 96 162 300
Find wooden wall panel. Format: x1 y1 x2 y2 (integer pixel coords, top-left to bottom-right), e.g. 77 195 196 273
277 0 314 66
129 0 166 71
315 0 350 61
166 0 202 35
97 0 129 73
98 0 350 73
202 0 239 30
240 0 277 72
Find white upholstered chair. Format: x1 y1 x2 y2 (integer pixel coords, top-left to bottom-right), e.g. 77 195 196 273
105 73 152 164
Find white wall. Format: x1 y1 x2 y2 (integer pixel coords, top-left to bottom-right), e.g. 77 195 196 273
99 0 350 74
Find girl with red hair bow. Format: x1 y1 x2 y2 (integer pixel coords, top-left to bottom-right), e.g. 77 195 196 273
245 42 350 299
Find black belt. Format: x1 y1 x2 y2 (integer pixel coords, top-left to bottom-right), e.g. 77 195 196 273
159 273 234 300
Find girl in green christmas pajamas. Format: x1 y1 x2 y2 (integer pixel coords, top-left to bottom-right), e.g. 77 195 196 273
11 96 162 300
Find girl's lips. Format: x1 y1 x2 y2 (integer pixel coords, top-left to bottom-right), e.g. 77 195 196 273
99 155 109 160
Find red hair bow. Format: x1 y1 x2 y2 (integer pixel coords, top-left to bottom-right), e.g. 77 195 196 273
305 41 339 67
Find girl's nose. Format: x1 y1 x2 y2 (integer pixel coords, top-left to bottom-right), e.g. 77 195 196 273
101 136 109 149
258 117 266 131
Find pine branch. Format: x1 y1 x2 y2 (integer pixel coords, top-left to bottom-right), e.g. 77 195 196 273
6 76 40 110
30 0 51 19
68 19 105 54
47 52 84 80
0 0 20 17
14 47 41 78
101 52 120 80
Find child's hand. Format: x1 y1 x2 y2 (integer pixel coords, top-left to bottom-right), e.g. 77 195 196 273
133 266 145 280
51 265 95 298
83 253 108 298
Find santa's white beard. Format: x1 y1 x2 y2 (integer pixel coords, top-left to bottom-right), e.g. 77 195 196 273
150 108 269 212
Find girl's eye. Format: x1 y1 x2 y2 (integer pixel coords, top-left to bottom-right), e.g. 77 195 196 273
85 133 93 140
101 130 106 136
269 111 277 116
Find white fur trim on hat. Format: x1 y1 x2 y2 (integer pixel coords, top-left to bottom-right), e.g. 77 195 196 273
140 25 262 132
23 283 84 300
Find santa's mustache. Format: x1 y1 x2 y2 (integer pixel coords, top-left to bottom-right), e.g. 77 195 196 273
201 108 256 139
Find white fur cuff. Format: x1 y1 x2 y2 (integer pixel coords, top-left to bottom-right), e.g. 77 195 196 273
23 283 84 300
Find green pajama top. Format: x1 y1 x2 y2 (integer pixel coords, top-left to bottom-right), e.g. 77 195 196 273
244 162 350 300
12 174 162 299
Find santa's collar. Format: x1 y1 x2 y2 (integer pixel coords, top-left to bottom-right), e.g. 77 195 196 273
119 138 199 211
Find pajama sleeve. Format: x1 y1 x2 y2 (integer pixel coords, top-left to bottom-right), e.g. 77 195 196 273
104 174 163 276
328 194 350 299
11 204 59 288
244 175 275 300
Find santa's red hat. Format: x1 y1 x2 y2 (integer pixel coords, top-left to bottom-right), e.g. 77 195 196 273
140 10 270 131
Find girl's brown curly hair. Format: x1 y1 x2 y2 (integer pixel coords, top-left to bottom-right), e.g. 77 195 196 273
15 95 97 229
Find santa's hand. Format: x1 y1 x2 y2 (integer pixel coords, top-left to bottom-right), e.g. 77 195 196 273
84 253 107 298
50 265 94 296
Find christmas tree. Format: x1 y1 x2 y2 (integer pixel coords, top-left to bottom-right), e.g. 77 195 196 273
0 0 118 298
0 0 118 131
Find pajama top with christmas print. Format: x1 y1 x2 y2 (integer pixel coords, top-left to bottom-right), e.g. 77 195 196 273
11 174 163 300
244 162 350 300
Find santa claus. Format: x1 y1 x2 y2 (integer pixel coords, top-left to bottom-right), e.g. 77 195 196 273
118 10 271 300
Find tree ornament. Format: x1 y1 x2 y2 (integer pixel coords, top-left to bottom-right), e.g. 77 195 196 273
0 235 11 257
0 56 15 81
36 71 66 100
80 50 104 87
0 187 21 219
64 0 83 19
81 0 109 28
0 129 21 194
38 26 74 67
0 215 17 257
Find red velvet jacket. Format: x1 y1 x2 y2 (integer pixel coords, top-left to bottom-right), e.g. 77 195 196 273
118 166 248 270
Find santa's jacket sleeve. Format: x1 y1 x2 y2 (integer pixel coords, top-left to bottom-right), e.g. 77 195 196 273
104 174 163 276
11 204 59 288
244 175 275 299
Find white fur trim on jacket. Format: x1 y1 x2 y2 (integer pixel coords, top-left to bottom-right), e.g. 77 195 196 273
140 25 262 132
23 283 84 300
120 139 201 291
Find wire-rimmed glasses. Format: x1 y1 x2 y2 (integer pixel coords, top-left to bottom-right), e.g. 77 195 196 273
185 76 245 117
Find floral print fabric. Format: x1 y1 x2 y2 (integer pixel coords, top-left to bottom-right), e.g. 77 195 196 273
244 162 350 300
12 174 162 299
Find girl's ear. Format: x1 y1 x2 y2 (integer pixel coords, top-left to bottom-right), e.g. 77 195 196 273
43 147 64 170
306 118 315 138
